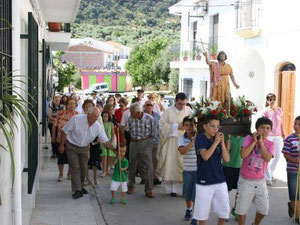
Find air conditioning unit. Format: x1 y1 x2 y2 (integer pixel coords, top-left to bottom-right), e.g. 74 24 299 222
194 1 208 16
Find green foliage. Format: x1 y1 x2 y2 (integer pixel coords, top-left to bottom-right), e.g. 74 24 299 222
125 39 170 87
209 43 218 54
54 52 77 92
169 69 179 93
72 0 181 47
73 72 82 90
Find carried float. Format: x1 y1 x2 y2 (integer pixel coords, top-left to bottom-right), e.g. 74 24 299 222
193 96 257 136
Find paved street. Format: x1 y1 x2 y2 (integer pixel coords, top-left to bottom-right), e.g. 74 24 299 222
30 148 294 225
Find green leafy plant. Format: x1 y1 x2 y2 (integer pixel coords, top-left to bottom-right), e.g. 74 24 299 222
0 51 37 206
230 96 257 119
208 43 218 55
182 50 189 58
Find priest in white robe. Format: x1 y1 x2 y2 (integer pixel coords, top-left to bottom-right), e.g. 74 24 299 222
157 92 192 196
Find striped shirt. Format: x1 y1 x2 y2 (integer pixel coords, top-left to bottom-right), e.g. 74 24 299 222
282 133 300 173
178 133 197 171
127 113 154 140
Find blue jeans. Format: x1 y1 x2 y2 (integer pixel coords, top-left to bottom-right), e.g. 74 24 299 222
287 172 298 201
183 171 197 202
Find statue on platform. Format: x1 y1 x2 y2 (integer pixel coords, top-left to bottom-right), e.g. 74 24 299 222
203 51 239 112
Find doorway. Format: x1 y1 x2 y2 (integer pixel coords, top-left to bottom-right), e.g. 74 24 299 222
275 62 296 136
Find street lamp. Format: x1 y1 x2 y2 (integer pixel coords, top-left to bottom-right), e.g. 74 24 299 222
62 60 67 69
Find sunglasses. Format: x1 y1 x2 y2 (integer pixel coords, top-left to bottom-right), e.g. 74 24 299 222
146 104 153 107
267 98 276 102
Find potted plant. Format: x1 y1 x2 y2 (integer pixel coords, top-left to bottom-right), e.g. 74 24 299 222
48 22 62 32
182 50 189 61
194 46 202 61
209 43 218 60
173 50 180 61
230 96 257 122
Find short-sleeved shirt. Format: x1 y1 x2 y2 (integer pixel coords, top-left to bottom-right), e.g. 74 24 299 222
120 109 131 131
63 114 109 147
127 113 154 140
282 133 300 173
263 107 283 136
222 135 245 169
178 133 197 171
112 157 129 182
195 133 225 185
240 135 274 180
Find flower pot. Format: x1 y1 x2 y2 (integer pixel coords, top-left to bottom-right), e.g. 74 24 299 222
183 57 188 61
195 55 202 61
210 54 217 60
48 22 62 32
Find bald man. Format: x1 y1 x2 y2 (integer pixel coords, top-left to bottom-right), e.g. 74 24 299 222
59 107 116 199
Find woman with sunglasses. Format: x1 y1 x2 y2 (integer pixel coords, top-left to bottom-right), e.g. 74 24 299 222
263 93 285 185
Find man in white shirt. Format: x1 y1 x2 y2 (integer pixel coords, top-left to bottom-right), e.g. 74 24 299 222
59 106 116 199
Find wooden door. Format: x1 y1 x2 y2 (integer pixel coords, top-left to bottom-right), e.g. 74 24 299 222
279 71 295 136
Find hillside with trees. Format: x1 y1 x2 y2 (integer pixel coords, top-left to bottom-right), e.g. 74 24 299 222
72 0 181 47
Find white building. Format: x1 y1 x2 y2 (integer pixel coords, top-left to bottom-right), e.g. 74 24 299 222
0 0 81 225
169 0 300 135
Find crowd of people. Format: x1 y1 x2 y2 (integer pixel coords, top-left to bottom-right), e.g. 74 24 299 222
46 88 300 225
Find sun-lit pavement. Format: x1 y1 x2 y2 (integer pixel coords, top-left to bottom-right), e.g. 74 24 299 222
30 143 293 225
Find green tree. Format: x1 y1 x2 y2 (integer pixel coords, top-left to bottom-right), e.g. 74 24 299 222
169 69 179 93
125 39 169 87
54 52 77 92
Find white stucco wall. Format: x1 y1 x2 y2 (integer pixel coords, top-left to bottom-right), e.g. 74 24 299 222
176 0 300 118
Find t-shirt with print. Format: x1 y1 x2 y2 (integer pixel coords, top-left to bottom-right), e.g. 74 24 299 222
178 132 197 171
222 135 245 169
112 157 129 182
240 135 274 180
195 133 225 185
282 133 300 173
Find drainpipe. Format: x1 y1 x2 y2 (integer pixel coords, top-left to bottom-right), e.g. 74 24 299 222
12 0 23 224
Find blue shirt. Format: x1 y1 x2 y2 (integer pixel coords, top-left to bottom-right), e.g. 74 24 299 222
195 133 225 185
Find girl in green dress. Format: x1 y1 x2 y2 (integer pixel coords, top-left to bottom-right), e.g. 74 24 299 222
101 111 115 177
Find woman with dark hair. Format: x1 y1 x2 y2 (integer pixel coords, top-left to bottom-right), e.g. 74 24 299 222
203 51 239 110
263 93 285 185
106 96 117 113
52 98 79 181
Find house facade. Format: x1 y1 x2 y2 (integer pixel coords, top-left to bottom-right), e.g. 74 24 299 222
0 0 81 225
170 0 300 135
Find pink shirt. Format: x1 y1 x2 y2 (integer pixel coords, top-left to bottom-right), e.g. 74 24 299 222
240 135 274 180
263 107 283 136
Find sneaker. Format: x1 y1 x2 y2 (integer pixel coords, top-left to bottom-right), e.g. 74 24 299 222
140 179 145 184
266 180 273 186
109 197 116 204
145 191 155 198
231 208 239 221
288 202 294 218
190 219 198 225
121 199 127 204
57 175 63 182
184 209 193 221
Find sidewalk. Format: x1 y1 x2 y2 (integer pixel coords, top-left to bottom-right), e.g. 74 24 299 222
29 149 104 225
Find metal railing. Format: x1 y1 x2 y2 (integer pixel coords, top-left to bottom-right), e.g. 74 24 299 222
235 0 263 29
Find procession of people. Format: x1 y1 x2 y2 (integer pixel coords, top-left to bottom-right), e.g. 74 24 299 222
46 51 300 225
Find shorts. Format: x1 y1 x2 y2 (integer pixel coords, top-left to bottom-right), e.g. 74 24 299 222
287 172 298 201
110 180 128 192
193 182 230 221
183 171 197 202
223 166 240 191
236 176 269 215
101 147 116 157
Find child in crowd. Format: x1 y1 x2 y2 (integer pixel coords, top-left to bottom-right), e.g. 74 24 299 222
178 116 198 221
101 111 115 177
222 134 245 221
282 116 300 220
236 117 274 225
110 147 129 204
191 115 230 225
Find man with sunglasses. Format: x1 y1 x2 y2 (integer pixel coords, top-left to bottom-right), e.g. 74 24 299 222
141 100 162 185
157 93 192 196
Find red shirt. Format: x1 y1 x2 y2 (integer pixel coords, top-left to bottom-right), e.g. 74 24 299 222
114 107 127 124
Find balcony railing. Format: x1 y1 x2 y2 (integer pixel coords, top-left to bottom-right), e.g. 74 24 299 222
235 0 262 29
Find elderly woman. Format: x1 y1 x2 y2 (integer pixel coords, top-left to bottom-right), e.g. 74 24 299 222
52 98 79 181
204 51 239 110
